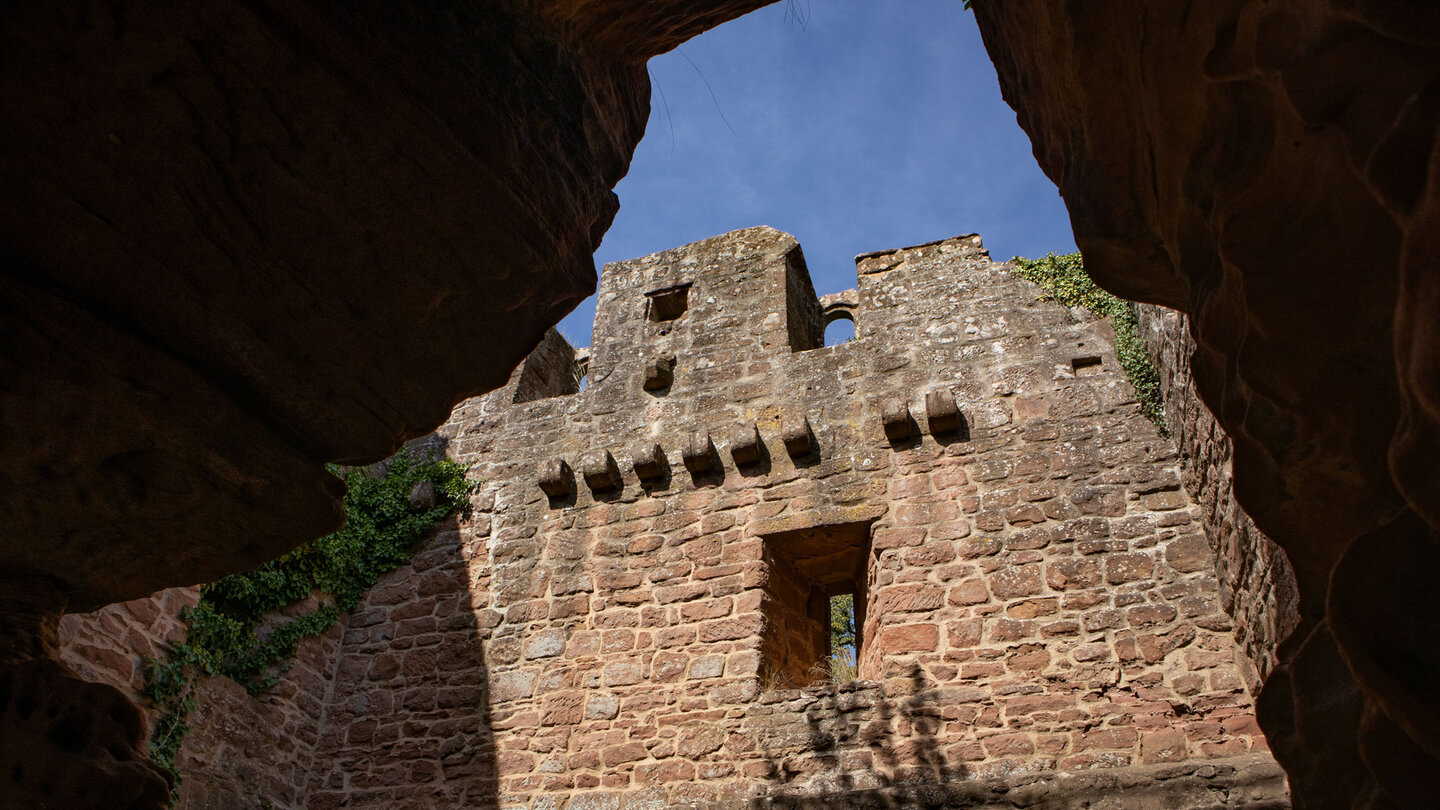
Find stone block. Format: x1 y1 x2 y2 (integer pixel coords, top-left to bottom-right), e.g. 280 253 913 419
925 388 963 435
631 442 668 482
582 450 622 492
881 398 913 442
538 458 573 498
781 414 815 457
729 424 763 466
681 431 716 473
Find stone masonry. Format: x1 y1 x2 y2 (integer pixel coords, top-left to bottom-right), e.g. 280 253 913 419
303 228 1285 807
57 228 1291 808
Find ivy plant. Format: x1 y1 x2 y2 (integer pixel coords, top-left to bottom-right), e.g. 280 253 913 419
143 449 475 801
1010 252 1166 428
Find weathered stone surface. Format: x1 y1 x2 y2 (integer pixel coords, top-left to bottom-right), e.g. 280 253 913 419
881 399 914 443
973 3 1440 802
731 424 765 466
539 459 576 499
631 443 668 482
0 658 171 810
583 450 622 492
3 2 802 799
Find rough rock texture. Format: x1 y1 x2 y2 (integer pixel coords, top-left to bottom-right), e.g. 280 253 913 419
57 588 201 727
972 3 1440 805
281 229 1277 808
1136 306 1301 692
0 2 773 805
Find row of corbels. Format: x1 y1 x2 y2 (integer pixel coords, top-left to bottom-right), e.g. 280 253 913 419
881 389 964 441
537 415 817 497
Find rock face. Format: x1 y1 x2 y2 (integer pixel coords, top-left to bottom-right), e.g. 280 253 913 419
154 229 1286 807
971 3 1440 805
0 2 772 806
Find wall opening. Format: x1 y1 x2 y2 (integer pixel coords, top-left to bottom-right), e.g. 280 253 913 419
1071 355 1103 377
646 283 691 322
823 310 855 346
759 521 872 689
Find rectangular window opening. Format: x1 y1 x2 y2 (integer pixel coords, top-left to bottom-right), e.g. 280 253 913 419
759 521 872 690
646 283 691 322
1072 355 1104 377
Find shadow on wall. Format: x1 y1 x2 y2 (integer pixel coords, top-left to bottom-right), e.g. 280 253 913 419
167 432 501 809
753 666 968 808
295 435 504 807
303 503 501 809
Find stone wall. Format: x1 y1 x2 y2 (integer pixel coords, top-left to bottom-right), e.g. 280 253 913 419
1135 306 1302 691
173 623 344 810
309 228 1283 808
57 588 200 723
62 229 1290 808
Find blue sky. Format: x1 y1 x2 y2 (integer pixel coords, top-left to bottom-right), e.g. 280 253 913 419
559 0 1076 346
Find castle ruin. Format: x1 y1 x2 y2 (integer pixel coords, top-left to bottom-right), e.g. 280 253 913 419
63 228 1290 808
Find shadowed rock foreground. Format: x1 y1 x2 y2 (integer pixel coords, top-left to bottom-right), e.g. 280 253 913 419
2 0 1438 806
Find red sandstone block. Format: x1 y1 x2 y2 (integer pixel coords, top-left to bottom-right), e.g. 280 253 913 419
1004 694 1076 714
987 618 1036 642
1140 728 1188 764
655 627 695 647
1126 603 1178 627
947 579 990 606
1077 727 1139 751
872 527 925 550
1006 644 1050 672
680 597 733 622
1105 553 1154 584
874 583 944 614
601 742 648 767
1200 738 1249 757
698 614 762 643
878 623 939 654
635 759 697 785
1061 752 1132 770
982 733 1035 757
1006 597 1058 619
650 652 688 683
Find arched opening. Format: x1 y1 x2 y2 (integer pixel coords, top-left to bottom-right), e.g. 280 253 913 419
823 310 855 346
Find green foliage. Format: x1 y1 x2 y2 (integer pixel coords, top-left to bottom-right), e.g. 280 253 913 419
829 593 855 652
828 594 859 682
143 449 474 800
1010 252 1165 428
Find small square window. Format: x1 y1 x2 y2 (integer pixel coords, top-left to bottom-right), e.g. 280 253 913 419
646 284 691 322
1072 356 1104 377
